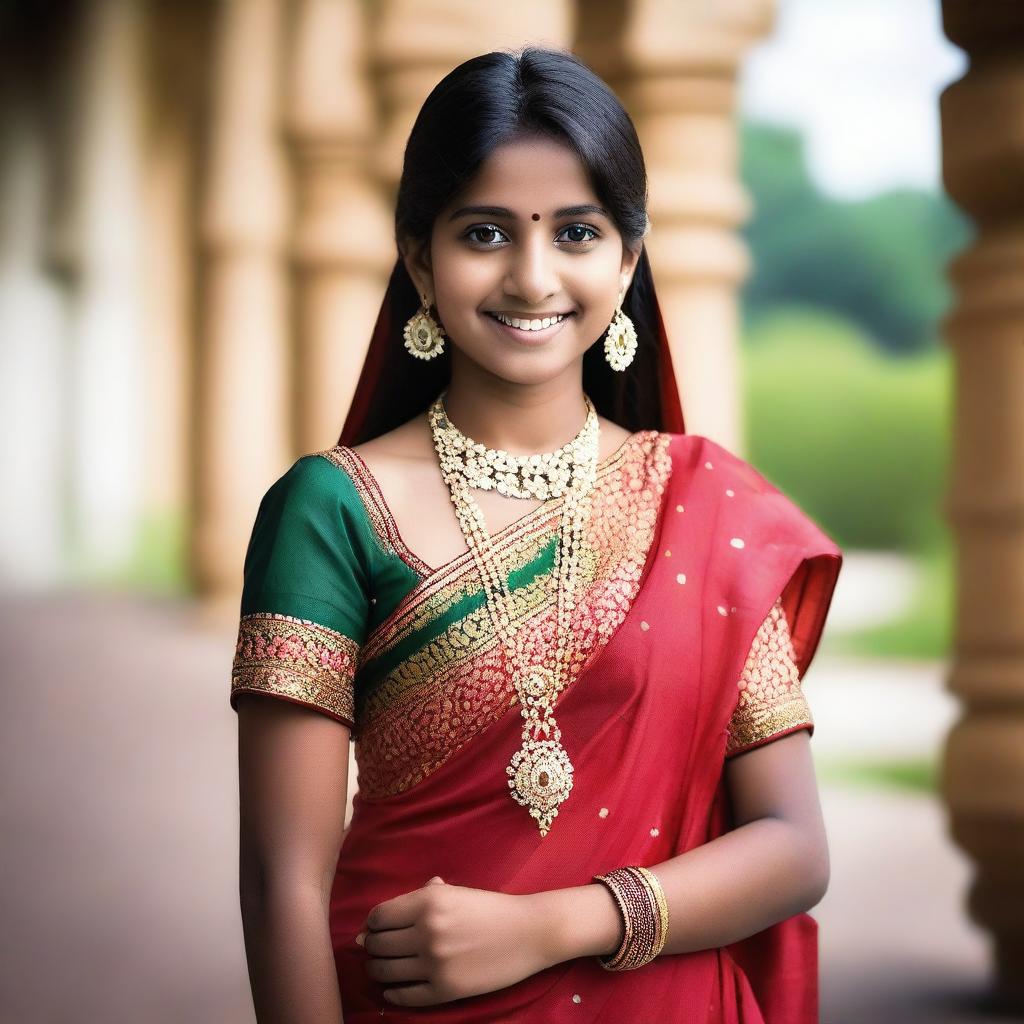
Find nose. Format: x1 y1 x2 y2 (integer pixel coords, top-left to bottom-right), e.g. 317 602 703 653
503 230 560 306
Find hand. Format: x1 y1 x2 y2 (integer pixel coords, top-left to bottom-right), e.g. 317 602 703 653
356 876 556 1008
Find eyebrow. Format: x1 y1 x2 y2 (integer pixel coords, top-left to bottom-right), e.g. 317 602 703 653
447 204 609 221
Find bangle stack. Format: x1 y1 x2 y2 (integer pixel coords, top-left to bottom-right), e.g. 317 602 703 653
592 865 670 970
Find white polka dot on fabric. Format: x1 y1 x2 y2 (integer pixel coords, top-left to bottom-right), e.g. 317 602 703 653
676 573 687 585
641 621 650 631
725 489 735 497
572 994 582 1005
650 827 660 837
676 504 684 512
730 538 745 549
599 807 609 818
704 461 714 470
717 605 728 616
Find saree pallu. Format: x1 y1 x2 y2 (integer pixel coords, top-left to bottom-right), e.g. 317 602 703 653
231 429 842 1022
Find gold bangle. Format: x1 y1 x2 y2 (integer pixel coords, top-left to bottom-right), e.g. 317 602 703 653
592 865 668 971
630 866 669 957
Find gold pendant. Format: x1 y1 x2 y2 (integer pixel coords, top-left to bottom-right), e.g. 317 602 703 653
506 667 575 837
506 738 575 837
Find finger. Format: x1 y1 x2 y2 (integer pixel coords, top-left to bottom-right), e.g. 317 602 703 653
365 890 421 932
384 982 440 1007
365 953 427 985
363 924 419 958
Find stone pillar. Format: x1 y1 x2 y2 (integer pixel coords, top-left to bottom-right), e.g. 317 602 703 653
139 2 212 587
284 0 394 453
193 0 291 614
579 0 776 451
939 0 1024 1006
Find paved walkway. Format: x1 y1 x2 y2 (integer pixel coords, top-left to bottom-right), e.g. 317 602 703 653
0 589 1020 1023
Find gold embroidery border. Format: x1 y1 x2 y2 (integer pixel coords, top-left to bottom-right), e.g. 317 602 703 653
725 598 813 756
230 612 359 727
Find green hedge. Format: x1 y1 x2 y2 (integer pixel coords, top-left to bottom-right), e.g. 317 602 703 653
743 305 951 552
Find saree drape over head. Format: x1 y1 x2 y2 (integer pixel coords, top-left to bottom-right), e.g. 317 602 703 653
230 429 842 1022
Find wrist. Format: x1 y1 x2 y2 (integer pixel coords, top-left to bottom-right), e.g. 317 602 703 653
526 884 624 965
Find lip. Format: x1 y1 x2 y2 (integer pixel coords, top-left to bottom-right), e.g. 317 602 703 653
482 311 575 346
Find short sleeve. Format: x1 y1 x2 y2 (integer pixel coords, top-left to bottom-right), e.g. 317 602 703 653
229 455 372 731
725 596 813 758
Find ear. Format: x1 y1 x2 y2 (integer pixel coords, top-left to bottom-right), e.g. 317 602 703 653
399 236 435 306
619 238 642 297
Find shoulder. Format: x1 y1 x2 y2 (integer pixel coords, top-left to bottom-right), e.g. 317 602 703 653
659 432 785 496
342 414 436 491
250 450 386 559
254 449 366 521
659 432 840 553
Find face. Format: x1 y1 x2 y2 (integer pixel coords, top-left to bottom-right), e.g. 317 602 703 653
401 135 641 386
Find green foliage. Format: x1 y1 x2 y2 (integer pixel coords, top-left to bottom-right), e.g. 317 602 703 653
817 756 938 793
743 305 951 552
740 120 973 355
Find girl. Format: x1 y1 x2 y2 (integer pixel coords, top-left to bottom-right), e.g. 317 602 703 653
231 46 842 1023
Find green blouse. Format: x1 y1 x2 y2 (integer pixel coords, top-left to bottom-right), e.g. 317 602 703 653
229 453 418 732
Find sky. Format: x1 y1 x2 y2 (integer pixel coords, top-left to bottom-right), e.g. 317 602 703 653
740 0 967 200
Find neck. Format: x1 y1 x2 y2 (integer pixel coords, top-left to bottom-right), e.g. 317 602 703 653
441 354 590 455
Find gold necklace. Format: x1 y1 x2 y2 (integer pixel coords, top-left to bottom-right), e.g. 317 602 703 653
428 392 599 836
431 393 599 500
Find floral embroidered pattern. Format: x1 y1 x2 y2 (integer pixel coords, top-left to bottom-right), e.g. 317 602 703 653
230 612 359 727
347 431 674 799
725 597 813 756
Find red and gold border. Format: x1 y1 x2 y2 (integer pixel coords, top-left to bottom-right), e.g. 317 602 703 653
230 612 359 728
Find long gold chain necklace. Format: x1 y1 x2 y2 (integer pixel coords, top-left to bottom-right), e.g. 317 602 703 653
428 391 599 837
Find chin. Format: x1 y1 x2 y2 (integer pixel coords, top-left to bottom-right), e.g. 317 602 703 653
471 345 588 388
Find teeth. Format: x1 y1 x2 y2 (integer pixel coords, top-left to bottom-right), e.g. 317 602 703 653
492 312 567 331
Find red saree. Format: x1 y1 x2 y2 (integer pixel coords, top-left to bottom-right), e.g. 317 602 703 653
230 283 842 1019
320 429 842 1022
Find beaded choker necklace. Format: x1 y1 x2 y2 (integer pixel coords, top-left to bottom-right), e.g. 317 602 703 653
430 393 599 500
428 391 599 836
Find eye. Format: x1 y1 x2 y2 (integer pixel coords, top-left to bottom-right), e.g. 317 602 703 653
556 223 600 247
464 224 510 247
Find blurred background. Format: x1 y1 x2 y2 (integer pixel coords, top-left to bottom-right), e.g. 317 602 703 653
1 0 1021 1021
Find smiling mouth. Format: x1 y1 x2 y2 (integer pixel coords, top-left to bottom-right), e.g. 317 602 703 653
484 311 575 332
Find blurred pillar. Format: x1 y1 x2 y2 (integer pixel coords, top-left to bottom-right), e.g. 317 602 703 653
578 0 775 451
284 0 394 453
47 0 149 575
140 2 212 587
0 11 77 585
940 1 1024 1006
370 2 573 190
193 0 291 613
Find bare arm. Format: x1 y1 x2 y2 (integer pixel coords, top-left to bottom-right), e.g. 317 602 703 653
237 697 351 1022
531 729 830 960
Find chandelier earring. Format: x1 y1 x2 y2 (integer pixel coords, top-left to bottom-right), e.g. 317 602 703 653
404 291 446 360
603 283 637 372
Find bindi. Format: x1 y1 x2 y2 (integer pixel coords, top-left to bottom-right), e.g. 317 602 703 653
532 213 540 221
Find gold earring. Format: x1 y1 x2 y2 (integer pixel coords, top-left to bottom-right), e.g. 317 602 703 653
604 287 637 371
404 292 446 360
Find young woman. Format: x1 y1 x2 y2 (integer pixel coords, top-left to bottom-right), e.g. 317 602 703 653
230 47 842 1023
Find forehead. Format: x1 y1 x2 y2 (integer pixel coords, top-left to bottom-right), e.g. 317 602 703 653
448 136 599 212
